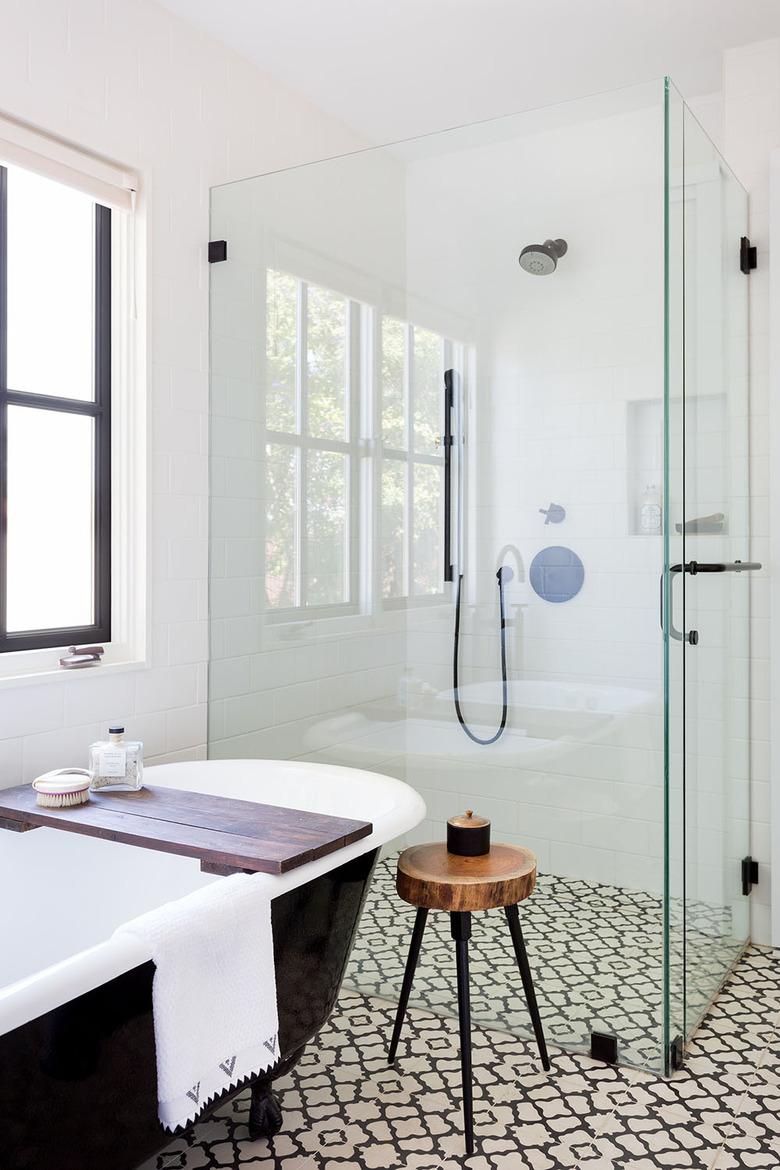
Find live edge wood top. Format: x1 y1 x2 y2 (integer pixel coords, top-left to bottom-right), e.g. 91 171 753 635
397 843 537 911
0 783 373 876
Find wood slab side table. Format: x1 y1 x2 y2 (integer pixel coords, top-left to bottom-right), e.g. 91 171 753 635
389 842 550 1155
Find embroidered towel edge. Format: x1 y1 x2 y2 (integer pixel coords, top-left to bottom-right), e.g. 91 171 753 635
159 1030 280 1131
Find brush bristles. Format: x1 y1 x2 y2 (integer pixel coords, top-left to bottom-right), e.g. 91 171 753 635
35 789 90 808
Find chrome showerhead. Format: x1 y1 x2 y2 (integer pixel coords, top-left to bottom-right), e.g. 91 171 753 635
518 238 568 275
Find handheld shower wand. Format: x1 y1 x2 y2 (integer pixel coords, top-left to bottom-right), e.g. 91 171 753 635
453 566 512 745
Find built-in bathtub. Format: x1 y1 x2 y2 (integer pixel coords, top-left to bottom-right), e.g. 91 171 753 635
304 680 657 772
0 760 424 1170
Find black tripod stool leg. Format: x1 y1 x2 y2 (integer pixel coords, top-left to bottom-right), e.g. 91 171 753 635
388 907 428 1063
451 910 474 1156
504 903 550 1071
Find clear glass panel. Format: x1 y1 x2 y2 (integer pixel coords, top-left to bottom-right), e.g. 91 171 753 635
664 77 686 1063
664 80 751 1062
306 284 348 441
679 94 751 1042
7 166 94 401
211 82 669 1071
381 317 406 449
305 450 348 606
209 77 749 1075
7 406 94 631
412 327 443 454
266 269 298 432
380 459 406 599
265 443 298 608
413 463 442 595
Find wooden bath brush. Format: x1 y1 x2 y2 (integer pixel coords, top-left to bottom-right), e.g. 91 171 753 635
32 769 92 808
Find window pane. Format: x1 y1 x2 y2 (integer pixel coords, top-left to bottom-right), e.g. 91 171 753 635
7 407 94 632
413 327 443 454
381 459 406 599
413 463 443 595
266 269 297 432
306 284 347 440
7 166 95 401
305 450 347 606
265 443 298 608
381 317 406 449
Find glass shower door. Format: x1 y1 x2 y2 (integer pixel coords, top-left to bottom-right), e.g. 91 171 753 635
665 80 752 1063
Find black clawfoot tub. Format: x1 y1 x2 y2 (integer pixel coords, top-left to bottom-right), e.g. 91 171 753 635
0 761 424 1170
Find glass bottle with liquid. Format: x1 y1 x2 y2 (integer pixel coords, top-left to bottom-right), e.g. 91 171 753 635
640 484 662 535
89 725 144 791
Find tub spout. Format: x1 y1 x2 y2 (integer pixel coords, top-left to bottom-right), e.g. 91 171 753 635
495 544 525 583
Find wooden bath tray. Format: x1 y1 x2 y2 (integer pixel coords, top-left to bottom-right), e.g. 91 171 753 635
0 783 373 876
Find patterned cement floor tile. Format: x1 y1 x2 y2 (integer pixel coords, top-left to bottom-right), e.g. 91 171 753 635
138 946 780 1170
138 992 625 1170
710 1122 780 1170
134 858 780 1170
344 856 745 1072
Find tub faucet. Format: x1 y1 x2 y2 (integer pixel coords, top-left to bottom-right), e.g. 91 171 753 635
495 544 525 583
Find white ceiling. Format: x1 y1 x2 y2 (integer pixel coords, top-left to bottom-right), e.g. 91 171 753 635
158 0 780 144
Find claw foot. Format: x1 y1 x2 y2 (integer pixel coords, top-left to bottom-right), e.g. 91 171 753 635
248 1083 283 1139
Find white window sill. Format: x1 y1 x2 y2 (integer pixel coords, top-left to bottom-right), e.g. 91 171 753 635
0 650 148 690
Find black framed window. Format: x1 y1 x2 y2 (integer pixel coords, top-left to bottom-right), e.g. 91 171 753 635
0 163 111 653
264 269 359 615
378 317 447 605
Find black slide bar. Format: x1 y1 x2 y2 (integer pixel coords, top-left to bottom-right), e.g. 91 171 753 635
443 369 456 583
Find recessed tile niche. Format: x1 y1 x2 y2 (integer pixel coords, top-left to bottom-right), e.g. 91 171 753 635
626 394 728 536
626 398 663 536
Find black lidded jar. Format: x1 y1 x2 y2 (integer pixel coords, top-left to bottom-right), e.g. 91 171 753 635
447 810 491 856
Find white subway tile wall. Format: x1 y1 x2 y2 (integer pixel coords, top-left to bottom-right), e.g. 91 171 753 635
724 40 780 945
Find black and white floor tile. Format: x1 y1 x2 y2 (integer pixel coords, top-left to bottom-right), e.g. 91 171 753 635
345 856 743 1071
139 945 780 1170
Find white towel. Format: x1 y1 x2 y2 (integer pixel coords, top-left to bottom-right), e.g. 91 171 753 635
115 872 279 1131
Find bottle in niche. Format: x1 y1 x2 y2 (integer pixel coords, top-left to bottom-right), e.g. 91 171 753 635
89 726 144 791
639 484 662 535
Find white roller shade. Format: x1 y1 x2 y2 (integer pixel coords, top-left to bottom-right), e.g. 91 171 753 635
0 114 136 211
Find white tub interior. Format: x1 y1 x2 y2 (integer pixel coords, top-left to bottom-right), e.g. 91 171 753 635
0 759 423 998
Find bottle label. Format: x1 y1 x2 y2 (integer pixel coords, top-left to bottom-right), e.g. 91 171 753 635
640 504 661 533
99 747 127 778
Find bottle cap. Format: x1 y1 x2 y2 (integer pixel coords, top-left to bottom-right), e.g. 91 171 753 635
108 725 124 735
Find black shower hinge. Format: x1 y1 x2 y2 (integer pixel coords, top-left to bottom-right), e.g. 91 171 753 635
742 855 759 896
208 240 228 263
740 236 757 274
590 1031 617 1065
669 1034 684 1072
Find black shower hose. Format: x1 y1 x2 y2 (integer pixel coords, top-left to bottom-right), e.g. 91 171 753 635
453 568 509 745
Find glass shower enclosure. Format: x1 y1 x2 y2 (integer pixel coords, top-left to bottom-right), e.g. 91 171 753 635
208 78 754 1074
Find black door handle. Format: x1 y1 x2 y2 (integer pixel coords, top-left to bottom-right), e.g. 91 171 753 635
687 560 762 574
659 559 760 645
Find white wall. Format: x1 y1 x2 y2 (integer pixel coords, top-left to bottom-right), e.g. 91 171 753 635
0 0 363 786
722 40 780 947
